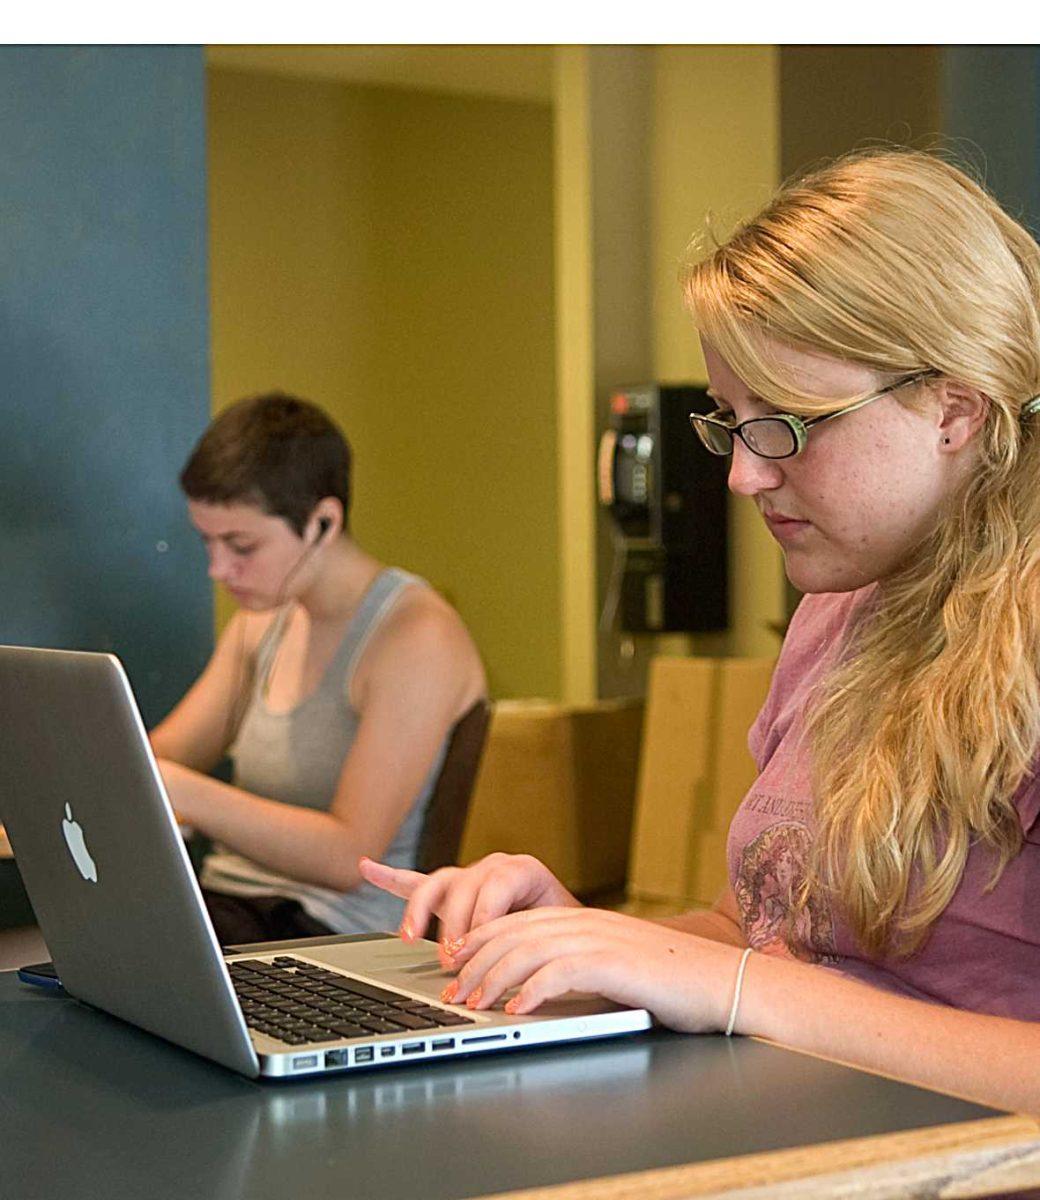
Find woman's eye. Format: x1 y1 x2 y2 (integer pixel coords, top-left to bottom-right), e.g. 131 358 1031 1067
229 543 257 558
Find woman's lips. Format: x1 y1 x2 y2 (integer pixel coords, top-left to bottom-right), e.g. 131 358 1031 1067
762 511 812 541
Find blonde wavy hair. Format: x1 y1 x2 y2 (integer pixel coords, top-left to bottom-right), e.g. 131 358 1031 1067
682 148 1040 956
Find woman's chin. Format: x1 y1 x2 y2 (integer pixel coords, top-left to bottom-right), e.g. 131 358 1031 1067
783 552 874 596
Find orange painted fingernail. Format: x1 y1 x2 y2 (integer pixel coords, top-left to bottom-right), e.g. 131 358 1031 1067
441 935 465 957
504 996 521 1016
466 986 483 1009
399 921 414 942
440 981 458 1004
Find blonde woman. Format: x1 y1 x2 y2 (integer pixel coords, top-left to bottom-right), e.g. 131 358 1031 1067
362 149 1040 1112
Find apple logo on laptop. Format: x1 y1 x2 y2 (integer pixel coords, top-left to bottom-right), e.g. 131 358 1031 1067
61 803 97 883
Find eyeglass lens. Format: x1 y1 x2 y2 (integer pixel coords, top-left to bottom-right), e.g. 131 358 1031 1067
692 415 798 459
741 418 798 458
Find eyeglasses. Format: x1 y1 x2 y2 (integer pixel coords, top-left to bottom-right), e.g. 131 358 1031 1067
688 370 937 460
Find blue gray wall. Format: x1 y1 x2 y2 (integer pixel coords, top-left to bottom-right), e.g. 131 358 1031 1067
0 46 212 726
943 46 1040 236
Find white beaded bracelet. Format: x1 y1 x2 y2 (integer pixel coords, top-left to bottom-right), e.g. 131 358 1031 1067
724 947 754 1037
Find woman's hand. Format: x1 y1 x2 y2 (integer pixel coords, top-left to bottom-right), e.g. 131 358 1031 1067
358 853 581 960
442 907 742 1034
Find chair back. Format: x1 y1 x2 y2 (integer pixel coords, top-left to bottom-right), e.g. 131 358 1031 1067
415 698 491 875
459 697 644 898
626 656 775 915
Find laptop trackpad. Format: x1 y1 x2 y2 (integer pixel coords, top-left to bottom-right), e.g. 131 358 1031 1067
304 936 631 1017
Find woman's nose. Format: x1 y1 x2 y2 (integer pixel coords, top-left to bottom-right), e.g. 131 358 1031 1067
207 546 231 582
727 439 784 496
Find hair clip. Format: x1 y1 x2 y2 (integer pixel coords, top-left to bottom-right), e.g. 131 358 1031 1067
1022 396 1040 418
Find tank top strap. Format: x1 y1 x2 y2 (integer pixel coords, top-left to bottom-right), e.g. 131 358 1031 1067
336 568 424 694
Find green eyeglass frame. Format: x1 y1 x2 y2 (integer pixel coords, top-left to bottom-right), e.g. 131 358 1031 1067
688 369 938 460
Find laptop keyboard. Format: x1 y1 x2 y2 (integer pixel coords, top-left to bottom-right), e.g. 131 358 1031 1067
229 955 476 1047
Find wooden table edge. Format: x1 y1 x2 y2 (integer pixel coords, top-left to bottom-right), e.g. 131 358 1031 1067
476 1114 1040 1200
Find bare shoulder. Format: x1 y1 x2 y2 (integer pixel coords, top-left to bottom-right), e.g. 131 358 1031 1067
355 582 486 714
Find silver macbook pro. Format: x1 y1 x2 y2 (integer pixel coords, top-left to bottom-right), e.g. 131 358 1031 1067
0 645 651 1078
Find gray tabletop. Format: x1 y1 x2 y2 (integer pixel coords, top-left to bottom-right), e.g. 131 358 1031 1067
0 972 996 1200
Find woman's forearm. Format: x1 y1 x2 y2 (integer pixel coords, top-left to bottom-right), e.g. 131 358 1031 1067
737 952 1040 1114
160 762 363 892
655 907 748 947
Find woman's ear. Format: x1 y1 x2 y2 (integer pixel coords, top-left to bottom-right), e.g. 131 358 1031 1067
935 379 989 452
309 498 343 543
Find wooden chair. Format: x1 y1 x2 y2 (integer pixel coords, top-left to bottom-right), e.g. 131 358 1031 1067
458 697 644 899
415 698 492 875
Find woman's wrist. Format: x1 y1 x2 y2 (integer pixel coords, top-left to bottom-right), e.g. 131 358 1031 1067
724 947 754 1035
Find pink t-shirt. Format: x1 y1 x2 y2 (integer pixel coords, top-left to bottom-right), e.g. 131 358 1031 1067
728 586 1040 1019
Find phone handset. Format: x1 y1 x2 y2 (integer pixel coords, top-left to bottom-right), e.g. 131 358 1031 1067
597 429 618 506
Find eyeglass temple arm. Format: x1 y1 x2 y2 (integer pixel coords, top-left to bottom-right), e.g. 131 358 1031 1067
801 370 936 431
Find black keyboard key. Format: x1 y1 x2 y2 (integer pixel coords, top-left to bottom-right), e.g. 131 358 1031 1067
412 1009 473 1025
391 1012 441 1031
357 1017 407 1035
324 978 409 1005
330 1023 371 1039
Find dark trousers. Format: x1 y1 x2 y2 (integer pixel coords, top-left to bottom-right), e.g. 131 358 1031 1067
202 890 333 947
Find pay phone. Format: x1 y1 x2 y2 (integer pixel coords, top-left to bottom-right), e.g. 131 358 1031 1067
598 383 728 633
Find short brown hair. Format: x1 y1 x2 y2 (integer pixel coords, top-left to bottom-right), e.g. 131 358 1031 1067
179 392 351 536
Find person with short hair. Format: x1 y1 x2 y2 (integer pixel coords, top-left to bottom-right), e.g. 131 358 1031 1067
362 149 1040 1111
152 392 486 944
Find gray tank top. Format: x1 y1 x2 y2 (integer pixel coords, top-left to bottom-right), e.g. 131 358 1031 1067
200 568 446 933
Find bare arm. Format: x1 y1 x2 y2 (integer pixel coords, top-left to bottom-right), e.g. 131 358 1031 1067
150 612 265 772
159 599 485 892
654 885 748 947
735 949 1040 1114
428 902 1040 1115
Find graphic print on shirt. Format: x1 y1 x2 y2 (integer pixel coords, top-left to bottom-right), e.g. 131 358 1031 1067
734 821 837 962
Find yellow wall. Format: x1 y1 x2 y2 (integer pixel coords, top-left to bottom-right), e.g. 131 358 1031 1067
207 68 559 698
651 46 787 659
207 49 787 701
552 48 598 703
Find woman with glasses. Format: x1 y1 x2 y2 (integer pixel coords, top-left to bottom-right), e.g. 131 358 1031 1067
363 148 1040 1110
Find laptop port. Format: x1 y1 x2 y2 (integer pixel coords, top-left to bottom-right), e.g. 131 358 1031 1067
431 1038 455 1051
380 1046 396 1058
353 1046 374 1064
292 1054 319 1070
401 1042 425 1056
324 1049 350 1068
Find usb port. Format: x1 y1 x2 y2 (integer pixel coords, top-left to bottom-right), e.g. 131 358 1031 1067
401 1042 425 1056
380 1045 396 1058
431 1038 455 1051
353 1046 374 1063
324 1049 349 1067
